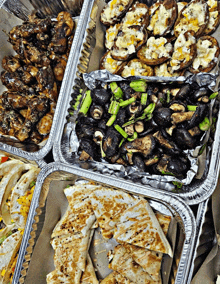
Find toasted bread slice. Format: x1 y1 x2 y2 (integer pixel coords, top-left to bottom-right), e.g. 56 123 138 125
137 37 173 66
204 0 220 35
100 50 127 74
111 27 148 61
100 0 134 26
170 31 197 73
174 0 209 38
147 0 178 36
189 35 220 73
120 58 154 77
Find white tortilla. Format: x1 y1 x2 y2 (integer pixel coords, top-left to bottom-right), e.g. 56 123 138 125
114 199 173 256
110 245 161 284
46 269 77 284
0 163 25 225
90 187 138 239
0 230 22 284
10 167 40 228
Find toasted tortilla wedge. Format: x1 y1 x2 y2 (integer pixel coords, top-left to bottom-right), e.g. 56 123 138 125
0 230 22 283
46 269 77 284
10 167 40 228
90 188 138 239
110 245 160 284
80 255 99 284
100 271 135 284
114 199 173 256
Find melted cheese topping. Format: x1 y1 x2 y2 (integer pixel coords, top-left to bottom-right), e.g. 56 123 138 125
122 5 148 28
192 39 217 69
105 24 121 50
170 33 196 71
148 4 173 35
206 11 218 30
103 51 123 73
143 37 172 59
175 2 206 34
208 0 218 10
101 0 130 23
121 60 146 77
177 2 187 15
112 28 144 57
155 63 181 77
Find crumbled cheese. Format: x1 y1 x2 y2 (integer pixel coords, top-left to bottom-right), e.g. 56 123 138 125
192 38 217 69
170 33 196 71
101 0 130 22
105 24 121 50
104 52 123 73
143 37 172 59
121 61 146 77
122 6 148 28
177 2 187 14
155 63 172 77
206 11 218 30
148 4 173 35
175 2 206 34
208 0 217 10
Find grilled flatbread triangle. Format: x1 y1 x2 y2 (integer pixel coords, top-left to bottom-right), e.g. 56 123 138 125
46 269 77 284
100 271 135 284
10 167 40 228
0 230 22 284
90 187 138 239
113 199 173 256
121 212 171 282
80 254 99 284
110 245 161 284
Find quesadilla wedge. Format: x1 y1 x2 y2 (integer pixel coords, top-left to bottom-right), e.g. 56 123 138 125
0 230 22 284
110 245 161 284
7 167 40 228
90 188 138 239
113 199 173 256
80 255 99 284
100 271 135 284
46 269 76 284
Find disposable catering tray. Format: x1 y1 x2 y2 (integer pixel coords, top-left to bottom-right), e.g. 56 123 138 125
13 162 196 284
52 0 220 206
0 149 46 284
0 0 86 161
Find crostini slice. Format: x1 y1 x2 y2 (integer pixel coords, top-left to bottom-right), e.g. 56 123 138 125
100 50 127 74
204 0 220 35
120 58 154 77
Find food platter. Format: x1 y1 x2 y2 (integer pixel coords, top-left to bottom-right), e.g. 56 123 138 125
12 162 196 284
0 0 85 160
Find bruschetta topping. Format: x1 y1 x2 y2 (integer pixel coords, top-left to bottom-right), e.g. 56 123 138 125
122 4 148 28
121 59 153 77
105 24 121 50
170 32 196 72
143 37 172 60
174 2 208 35
148 5 174 35
154 63 182 77
192 39 218 69
101 0 132 25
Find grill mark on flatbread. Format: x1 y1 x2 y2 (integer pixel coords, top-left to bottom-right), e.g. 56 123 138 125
110 245 160 284
90 188 138 239
114 199 173 256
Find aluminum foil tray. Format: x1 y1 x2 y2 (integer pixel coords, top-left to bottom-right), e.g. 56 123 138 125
0 149 46 284
13 162 196 284
52 0 220 206
0 0 86 160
